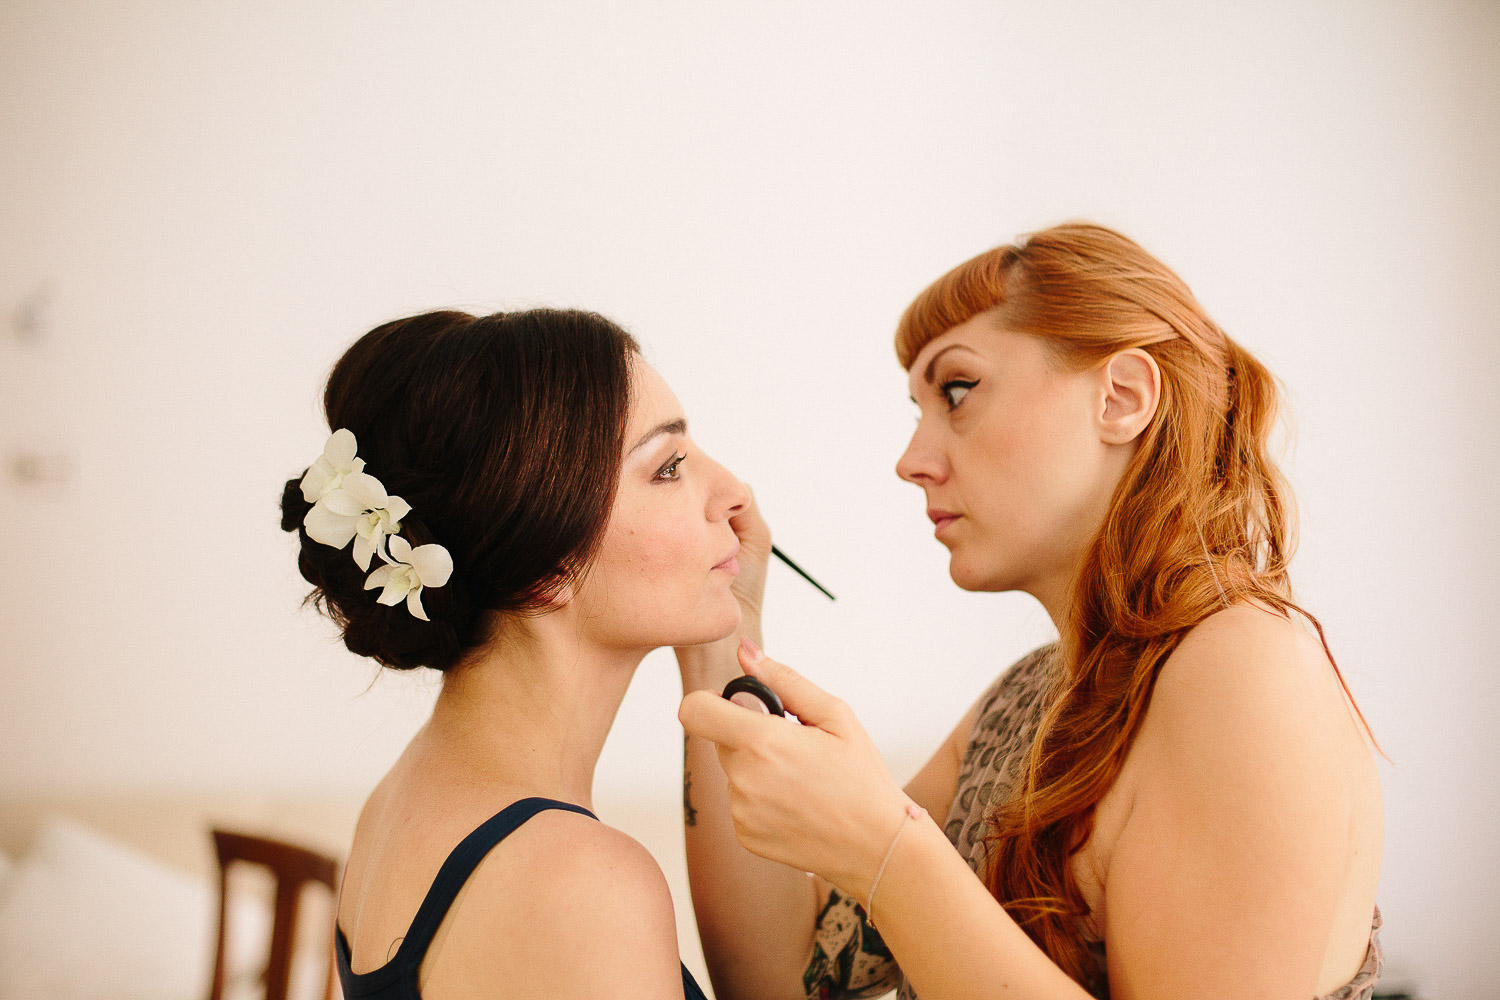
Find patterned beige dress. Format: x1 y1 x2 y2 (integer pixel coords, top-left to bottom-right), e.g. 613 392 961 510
802 644 1384 1000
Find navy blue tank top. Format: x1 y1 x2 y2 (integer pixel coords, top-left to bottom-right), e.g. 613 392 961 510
335 796 710 999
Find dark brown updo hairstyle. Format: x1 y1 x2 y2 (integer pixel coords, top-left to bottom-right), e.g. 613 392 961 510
280 308 640 672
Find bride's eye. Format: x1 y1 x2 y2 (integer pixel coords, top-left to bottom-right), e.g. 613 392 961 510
656 453 687 481
941 379 979 410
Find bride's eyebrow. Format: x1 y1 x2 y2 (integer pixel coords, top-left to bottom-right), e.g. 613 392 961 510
629 418 687 454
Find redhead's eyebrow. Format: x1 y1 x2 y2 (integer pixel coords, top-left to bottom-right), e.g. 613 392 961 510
630 418 687 454
909 343 980 402
922 344 977 384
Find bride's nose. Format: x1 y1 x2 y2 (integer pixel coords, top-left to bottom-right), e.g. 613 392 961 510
706 455 749 519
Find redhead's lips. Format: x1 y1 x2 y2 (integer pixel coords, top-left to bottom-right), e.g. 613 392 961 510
928 509 961 536
713 541 741 573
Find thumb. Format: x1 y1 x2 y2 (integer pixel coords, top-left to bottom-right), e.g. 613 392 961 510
729 484 771 549
737 639 851 733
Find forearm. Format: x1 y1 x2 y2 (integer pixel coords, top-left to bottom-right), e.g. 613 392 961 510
860 813 1092 1000
678 633 820 1000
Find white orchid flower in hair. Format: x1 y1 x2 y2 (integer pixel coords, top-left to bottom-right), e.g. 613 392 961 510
364 534 454 621
299 428 365 503
304 471 413 570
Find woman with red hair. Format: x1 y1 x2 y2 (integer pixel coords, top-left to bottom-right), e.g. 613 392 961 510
677 223 1384 1000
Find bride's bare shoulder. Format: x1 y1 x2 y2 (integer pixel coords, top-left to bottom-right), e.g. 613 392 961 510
418 811 683 998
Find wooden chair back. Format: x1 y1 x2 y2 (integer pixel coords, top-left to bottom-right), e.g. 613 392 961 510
207 828 341 1000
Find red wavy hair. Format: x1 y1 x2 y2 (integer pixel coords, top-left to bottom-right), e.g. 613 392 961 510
895 222 1376 990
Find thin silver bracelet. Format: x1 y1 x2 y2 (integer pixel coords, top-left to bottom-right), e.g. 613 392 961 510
867 801 926 925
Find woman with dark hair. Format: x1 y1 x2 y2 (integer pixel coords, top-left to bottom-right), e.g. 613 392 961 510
280 308 749 998
676 224 1384 1000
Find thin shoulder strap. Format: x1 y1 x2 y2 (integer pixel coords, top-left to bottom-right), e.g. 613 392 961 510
398 796 597 967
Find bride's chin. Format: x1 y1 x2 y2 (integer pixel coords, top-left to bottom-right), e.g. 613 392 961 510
657 600 741 649
702 601 743 644
713 600 743 636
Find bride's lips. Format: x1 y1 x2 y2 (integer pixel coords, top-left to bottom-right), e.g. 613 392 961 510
712 540 741 574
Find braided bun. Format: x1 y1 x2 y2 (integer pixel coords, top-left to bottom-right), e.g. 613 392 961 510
280 309 638 672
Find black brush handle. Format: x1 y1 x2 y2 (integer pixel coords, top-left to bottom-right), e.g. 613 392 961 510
771 544 835 600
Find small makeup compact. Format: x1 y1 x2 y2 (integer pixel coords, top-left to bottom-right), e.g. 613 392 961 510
721 675 786 716
720 545 829 714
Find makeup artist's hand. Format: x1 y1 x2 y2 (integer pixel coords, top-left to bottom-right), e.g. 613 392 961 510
725 484 770 623
677 638 911 904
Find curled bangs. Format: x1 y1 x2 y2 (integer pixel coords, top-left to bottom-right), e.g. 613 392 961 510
894 244 1021 369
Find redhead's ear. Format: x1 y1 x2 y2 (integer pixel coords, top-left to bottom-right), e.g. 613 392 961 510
1098 349 1161 445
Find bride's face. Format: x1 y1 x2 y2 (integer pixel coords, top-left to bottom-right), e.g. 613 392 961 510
568 356 748 649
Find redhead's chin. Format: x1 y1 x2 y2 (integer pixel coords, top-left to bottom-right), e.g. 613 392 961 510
947 551 1008 593
948 563 982 592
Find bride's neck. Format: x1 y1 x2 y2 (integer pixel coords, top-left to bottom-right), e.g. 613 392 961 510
418 612 646 811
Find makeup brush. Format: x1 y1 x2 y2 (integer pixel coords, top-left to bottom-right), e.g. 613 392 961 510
771 545 835 600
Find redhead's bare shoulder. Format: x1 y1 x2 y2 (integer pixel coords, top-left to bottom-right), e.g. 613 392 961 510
1130 600 1364 787
424 810 682 997
1152 602 1338 719
1104 604 1380 997
1122 599 1374 815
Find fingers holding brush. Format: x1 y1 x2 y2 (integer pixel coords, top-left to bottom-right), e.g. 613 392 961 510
675 485 834 692
726 485 836 605
727 483 772 617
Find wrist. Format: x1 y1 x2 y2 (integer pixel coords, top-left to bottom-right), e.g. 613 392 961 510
675 619 764 690
861 797 935 924
835 790 921 909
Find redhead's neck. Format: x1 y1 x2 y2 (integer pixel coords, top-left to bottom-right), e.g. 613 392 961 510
1027 575 1072 636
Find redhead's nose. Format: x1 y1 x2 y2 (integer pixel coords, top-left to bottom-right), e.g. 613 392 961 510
896 424 948 485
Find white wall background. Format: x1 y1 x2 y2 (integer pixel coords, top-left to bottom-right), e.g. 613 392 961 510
1 1 1496 995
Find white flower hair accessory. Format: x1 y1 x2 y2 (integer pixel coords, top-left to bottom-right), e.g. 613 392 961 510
303 469 411 571
364 534 454 622
299 428 364 503
298 429 452 618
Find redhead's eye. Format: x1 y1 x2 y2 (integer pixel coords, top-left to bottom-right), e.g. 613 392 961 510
941 379 979 410
656 453 687 481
